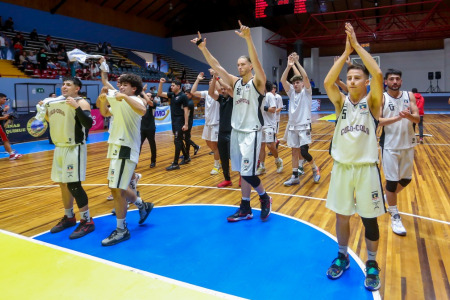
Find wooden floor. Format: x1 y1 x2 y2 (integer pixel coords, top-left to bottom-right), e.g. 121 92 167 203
1 113 449 300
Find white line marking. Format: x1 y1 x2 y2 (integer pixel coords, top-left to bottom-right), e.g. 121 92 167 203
1 228 246 300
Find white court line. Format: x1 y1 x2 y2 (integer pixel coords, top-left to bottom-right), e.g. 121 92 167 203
1 184 448 225
1 228 246 300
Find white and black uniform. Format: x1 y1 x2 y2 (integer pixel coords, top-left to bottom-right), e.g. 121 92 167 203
326 96 385 218
261 92 277 143
107 93 143 190
380 91 416 181
286 85 312 148
275 93 283 133
48 96 88 183
230 78 264 176
201 90 220 142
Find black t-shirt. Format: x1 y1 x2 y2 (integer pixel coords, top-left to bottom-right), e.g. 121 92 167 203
187 99 194 125
0 106 5 128
168 91 188 123
141 101 156 131
218 95 233 133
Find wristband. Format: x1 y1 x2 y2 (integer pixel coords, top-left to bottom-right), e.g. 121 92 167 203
264 106 269 112
196 38 203 46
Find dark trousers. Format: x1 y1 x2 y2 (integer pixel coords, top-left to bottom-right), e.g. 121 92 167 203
173 126 187 164
218 131 231 181
413 116 424 138
140 129 156 163
182 126 198 159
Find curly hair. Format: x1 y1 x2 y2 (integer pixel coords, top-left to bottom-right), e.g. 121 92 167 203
118 73 143 95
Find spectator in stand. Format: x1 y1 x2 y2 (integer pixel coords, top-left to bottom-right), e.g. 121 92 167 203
412 88 425 144
106 43 112 54
49 40 58 53
30 29 39 41
0 16 3 30
45 35 52 43
101 42 108 54
43 40 51 53
13 41 23 65
0 33 7 60
57 43 66 53
56 51 68 68
4 17 14 32
181 68 186 82
26 50 38 67
36 48 48 71
156 55 161 71
95 42 102 53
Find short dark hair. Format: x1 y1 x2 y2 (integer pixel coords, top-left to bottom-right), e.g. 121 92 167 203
0 93 6 98
347 64 370 78
290 75 303 83
63 76 82 89
172 80 181 87
238 55 251 63
118 73 143 95
49 92 56 97
412 88 418 93
384 68 402 80
265 80 273 92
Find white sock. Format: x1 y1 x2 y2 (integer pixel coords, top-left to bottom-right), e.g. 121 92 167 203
367 250 377 261
214 160 220 168
242 197 250 201
311 161 317 169
338 245 348 256
80 209 91 222
134 197 144 209
260 162 265 168
388 205 399 216
117 218 126 230
65 208 74 218
298 159 305 167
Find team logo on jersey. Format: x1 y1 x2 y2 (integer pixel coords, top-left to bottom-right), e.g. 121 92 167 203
67 164 74 178
113 149 118 156
244 84 250 90
243 158 250 171
359 103 368 114
403 99 409 103
371 191 380 210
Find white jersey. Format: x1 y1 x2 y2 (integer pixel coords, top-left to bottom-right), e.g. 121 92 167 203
275 93 283 122
232 78 264 132
381 91 416 150
287 84 312 129
201 90 220 125
331 96 379 164
47 96 87 147
262 92 277 128
107 95 142 154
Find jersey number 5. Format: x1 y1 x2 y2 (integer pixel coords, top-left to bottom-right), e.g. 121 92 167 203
341 106 347 119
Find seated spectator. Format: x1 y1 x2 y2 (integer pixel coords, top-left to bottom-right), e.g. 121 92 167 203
17 32 26 47
56 51 68 68
30 29 39 41
36 48 48 71
101 41 108 54
47 57 58 69
49 40 58 53
0 33 7 60
42 40 51 52
26 50 38 66
4 17 14 32
13 41 23 55
95 42 102 53
106 43 112 54
57 43 66 52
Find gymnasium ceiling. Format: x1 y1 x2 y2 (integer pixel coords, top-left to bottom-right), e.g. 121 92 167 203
8 0 450 54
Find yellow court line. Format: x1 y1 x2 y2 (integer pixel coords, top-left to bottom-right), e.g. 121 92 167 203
0 230 244 300
318 113 336 121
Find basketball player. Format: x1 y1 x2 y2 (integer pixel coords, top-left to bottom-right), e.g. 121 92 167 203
280 53 320 186
97 74 154 246
323 23 385 291
191 21 273 222
379 69 419 236
157 79 189 170
274 85 283 145
191 71 221 174
141 91 157 168
0 93 23 160
256 80 283 175
45 77 95 239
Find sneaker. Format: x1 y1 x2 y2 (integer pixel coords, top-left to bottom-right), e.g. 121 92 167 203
111 203 130 215
312 167 321 183
194 145 200 155
210 165 221 175
326 252 350 279
50 215 77 233
138 202 154 224
166 163 180 171
227 203 253 222
391 214 407 236
129 173 142 193
255 166 266 176
364 260 381 291
107 194 114 201
179 157 191 165
150 162 156 168
217 180 232 188
260 197 272 221
101 228 130 246
275 158 283 173
69 219 95 239
9 153 23 160
419 138 423 144
298 166 305 175
284 175 300 186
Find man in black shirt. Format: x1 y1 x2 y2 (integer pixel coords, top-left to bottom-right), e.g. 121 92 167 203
0 93 23 160
141 92 157 168
157 79 189 170
183 89 201 164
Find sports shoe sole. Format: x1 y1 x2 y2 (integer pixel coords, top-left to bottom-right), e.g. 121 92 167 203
101 234 130 247
139 203 154 224
227 214 253 222
69 223 95 240
326 263 350 280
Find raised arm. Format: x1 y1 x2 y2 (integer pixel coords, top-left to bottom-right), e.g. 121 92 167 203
190 72 205 98
292 53 311 90
346 23 383 118
280 55 295 94
191 32 238 89
99 56 115 90
157 78 168 99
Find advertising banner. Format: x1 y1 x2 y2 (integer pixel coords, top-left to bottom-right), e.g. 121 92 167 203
154 106 171 125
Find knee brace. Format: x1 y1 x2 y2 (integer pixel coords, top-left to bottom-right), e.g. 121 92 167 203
385 180 398 193
361 217 380 241
241 175 261 188
398 178 411 187
67 182 88 208
300 145 313 162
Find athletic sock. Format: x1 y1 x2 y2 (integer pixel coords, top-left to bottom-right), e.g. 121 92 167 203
214 160 220 168
367 250 377 261
299 159 305 168
338 245 348 256
311 161 317 169
65 208 74 218
134 197 144 209
117 218 126 230
241 198 251 210
388 205 399 217
292 168 299 178
258 191 270 201
80 209 91 222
